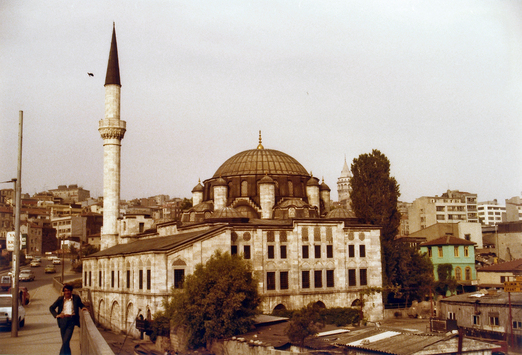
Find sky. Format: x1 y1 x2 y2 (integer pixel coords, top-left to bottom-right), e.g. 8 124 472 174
1 1 521 204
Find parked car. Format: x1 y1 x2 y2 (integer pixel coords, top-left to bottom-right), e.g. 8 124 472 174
52 258 61 265
44 264 56 273
0 294 25 327
47 255 57 261
19 270 35 282
8 286 30 305
30 260 41 267
0 276 12 291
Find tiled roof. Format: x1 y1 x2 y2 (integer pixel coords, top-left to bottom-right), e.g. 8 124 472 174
420 236 475 247
87 226 225 258
477 258 522 272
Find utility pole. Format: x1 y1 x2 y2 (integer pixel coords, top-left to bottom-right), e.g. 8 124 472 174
11 111 23 337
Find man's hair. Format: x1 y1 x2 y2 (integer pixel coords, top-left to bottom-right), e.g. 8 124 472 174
63 284 73 292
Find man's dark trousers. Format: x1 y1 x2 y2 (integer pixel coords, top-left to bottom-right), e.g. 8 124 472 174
58 317 75 355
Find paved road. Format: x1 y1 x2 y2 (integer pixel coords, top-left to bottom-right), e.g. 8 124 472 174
0 274 81 354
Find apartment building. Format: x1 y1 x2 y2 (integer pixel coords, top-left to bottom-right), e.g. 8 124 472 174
477 200 505 226
408 190 478 233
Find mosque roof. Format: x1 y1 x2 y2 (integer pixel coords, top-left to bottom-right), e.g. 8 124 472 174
213 148 309 178
326 207 356 219
88 226 225 257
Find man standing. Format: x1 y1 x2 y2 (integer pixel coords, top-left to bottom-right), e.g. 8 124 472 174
49 284 86 355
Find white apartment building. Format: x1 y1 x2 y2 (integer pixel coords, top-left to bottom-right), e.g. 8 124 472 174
408 190 478 233
477 200 505 226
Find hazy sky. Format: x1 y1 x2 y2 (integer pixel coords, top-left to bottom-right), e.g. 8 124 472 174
1 1 521 203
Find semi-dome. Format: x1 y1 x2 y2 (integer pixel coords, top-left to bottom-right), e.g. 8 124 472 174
213 148 309 178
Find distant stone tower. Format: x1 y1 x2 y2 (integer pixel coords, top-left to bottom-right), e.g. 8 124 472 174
337 156 352 210
99 24 126 250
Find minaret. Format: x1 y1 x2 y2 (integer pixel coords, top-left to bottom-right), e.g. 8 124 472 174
99 23 126 250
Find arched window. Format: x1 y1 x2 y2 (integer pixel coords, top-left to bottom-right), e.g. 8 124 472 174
455 267 462 281
465 267 472 281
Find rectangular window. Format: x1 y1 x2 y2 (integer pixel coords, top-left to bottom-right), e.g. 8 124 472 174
348 245 355 258
428 247 432 258
326 270 334 287
314 245 321 258
348 269 356 286
326 245 333 258
280 271 289 290
99 270 102 287
231 245 238 255
454 246 459 257
464 246 469 257
147 270 151 290
489 316 499 326
89 271 92 287
111 270 115 288
438 246 443 257
126 270 130 289
302 245 309 259
280 245 287 259
139 270 143 290
302 271 310 289
473 315 480 325
174 269 185 289
360 269 368 286
84 272 88 287
244 245 251 259
501 276 506 283
314 270 322 288
360 245 366 258
267 272 276 290
268 245 275 259
513 321 522 329
117 271 120 288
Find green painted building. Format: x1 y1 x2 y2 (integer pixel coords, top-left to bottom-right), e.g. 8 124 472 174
420 235 477 293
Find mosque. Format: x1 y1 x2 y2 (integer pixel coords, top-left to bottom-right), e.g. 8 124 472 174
82 25 384 336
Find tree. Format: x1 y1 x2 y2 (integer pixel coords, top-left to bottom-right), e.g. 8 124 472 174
349 149 401 289
285 303 325 347
435 263 457 296
165 251 260 349
180 197 193 211
349 149 401 243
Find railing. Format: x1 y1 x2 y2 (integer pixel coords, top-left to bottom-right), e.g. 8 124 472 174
80 309 115 355
53 277 114 355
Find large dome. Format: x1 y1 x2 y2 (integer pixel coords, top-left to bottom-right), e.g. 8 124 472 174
213 148 309 178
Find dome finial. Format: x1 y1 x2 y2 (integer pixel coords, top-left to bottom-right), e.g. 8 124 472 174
257 130 264 149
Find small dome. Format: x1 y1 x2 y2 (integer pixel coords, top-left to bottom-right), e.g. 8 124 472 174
307 176 319 186
214 177 227 186
210 207 244 219
259 175 275 184
326 207 356 219
192 181 204 192
275 198 309 208
320 178 330 191
189 201 214 213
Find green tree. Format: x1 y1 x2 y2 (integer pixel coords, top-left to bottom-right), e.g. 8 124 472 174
180 197 193 211
165 251 260 350
349 149 401 289
435 263 457 296
285 303 325 347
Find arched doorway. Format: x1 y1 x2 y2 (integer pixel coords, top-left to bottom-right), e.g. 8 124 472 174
110 301 121 332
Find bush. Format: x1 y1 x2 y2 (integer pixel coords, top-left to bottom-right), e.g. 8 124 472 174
321 307 360 326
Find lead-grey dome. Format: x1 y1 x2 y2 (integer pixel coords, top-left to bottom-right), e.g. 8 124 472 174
213 148 309 178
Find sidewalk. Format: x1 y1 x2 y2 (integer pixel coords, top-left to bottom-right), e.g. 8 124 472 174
0 283 80 355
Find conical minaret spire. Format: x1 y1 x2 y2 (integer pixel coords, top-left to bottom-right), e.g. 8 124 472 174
105 23 121 86
99 23 126 250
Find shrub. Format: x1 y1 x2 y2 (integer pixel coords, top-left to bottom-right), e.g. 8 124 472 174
321 307 360 326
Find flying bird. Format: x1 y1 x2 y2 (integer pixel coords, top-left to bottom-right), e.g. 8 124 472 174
88 72 94 77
